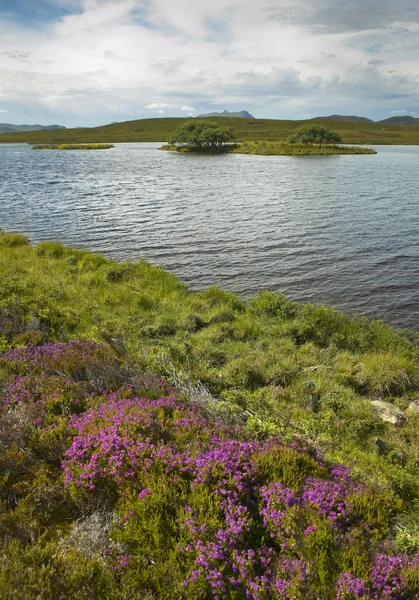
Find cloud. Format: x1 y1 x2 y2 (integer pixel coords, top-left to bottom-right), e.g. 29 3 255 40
2 51 31 61
145 102 195 112
0 109 8 112
1 0 419 125
146 103 178 109
266 0 419 34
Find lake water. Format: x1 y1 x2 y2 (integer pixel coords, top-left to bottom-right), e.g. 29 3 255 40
1 142 418 330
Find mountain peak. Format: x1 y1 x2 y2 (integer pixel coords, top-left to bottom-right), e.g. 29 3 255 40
197 110 255 119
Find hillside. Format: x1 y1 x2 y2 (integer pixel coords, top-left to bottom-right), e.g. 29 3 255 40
311 114 374 123
0 123 66 133
2 116 419 145
2 231 419 597
378 116 419 125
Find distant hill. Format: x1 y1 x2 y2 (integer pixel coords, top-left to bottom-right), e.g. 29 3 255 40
197 110 255 119
312 115 374 123
0 123 66 134
2 116 419 146
313 114 419 126
377 116 419 125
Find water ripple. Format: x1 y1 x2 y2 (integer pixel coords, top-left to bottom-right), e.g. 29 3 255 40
1 142 418 330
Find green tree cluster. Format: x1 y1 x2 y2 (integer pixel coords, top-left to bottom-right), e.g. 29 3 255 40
167 120 234 151
288 124 342 146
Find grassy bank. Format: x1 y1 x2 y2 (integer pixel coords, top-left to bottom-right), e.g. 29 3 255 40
232 141 376 155
33 143 114 150
160 141 377 155
1 116 419 145
2 231 419 597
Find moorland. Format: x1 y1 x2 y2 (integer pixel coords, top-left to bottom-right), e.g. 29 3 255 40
2 231 419 598
2 116 419 145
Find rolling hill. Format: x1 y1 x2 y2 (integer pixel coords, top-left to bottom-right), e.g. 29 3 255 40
0 123 66 133
1 116 419 145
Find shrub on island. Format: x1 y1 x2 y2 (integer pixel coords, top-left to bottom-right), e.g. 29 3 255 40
167 120 235 152
288 124 342 146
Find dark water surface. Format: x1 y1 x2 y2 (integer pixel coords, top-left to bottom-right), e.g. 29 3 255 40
1 142 418 330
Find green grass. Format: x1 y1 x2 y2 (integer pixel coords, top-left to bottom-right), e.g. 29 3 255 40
160 141 376 155
32 143 114 150
3 231 419 595
1 116 419 145
1 231 419 512
232 141 376 155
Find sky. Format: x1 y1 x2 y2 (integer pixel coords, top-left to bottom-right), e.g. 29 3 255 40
1 0 419 127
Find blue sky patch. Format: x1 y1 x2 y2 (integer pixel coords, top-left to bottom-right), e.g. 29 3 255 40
0 0 81 28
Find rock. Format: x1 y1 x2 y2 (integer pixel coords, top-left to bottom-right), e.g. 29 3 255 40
307 394 321 412
408 401 419 412
375 438 391 453
371 400 407 426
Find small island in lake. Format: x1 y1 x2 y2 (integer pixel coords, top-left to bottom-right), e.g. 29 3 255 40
160 141 376 155
32 143 114 150
159 121 377 155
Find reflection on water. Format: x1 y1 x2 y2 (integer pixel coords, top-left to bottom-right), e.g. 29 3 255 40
1 142 418 330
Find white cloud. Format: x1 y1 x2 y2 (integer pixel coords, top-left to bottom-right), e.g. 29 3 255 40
146 103 178 109
145 102 195 112
0 109 8 112
1 0 419 125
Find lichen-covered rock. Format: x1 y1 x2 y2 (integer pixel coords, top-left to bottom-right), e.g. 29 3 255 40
371 400 407 426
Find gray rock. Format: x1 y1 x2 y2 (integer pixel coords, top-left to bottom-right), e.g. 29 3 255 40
371 400 407 426
375 438 391 453
408 401 419 412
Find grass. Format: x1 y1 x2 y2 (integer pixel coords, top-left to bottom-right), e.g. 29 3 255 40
2 231 419 596
32 143 114 150
160 141 377 155
0 116 419 145
232 141 376 155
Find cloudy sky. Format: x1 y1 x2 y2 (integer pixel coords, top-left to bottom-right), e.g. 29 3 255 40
1 0 419 126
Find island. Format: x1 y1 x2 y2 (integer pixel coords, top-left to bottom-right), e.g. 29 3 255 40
159 122 377 155
32 143 114 150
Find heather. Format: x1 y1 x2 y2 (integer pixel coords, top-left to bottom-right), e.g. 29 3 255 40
2 340 419 599
2 232 419 596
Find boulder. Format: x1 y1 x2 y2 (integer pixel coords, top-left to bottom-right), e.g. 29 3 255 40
375 438 391 453
371 400 407 426
408 401 419 412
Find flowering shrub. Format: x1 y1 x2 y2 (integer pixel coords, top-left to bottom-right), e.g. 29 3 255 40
62 373 419 599
2 340 419 599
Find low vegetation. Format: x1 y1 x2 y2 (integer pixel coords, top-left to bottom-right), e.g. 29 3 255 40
32 143 114 150
2 231 419 598
232 142 376 156
160 141 376 156
1 116 419 145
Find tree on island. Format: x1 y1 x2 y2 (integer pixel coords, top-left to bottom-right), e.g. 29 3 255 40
288 124 342 146
167 120 235 151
